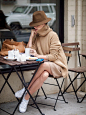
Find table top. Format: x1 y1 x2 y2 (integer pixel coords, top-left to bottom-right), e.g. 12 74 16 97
0 56 39 66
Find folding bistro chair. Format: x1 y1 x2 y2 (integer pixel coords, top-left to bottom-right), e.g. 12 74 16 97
62 42 86 103
0 29 17 50
34 46 72 111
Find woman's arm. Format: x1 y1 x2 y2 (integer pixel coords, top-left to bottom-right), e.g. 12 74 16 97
37 55 48 60
30 49 48 60
46 33 61 62
27 29 36 48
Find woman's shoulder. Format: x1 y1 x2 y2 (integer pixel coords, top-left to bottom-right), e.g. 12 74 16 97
48 29 57 35
48 30 59 38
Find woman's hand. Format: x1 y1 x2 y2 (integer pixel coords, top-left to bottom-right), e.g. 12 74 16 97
30 49 38 57
30 29 36 38
27 29 36 48
30 49 48 60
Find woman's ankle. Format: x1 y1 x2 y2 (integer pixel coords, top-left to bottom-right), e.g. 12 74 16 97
25 94 30 100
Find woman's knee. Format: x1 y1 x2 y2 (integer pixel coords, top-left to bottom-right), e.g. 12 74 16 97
40 71 49 82
40 62 49 70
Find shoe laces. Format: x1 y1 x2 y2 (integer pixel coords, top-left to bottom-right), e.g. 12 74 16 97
21 98 29 108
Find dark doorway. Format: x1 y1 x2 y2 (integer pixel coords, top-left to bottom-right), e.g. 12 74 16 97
58 0 64 43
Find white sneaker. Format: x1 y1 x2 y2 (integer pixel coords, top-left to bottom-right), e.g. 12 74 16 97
15 87 25 98
19 97 29 113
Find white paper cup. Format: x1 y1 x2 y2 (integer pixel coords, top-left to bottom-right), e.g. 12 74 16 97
25 48 31 57
17 54 21 61
14 49 19 57
8 50 14 59
21 54 26 61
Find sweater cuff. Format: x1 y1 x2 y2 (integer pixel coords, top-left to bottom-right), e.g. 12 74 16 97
46 54 56 62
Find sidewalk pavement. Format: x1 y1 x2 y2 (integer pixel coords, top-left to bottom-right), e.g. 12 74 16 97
0 93 86 115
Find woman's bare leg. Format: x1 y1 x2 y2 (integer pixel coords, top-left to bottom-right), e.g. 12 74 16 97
25 62 52 100
28 62 52 90
25 71 49 100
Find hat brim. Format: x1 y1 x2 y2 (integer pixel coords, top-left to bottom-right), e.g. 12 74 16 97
29 18 51 27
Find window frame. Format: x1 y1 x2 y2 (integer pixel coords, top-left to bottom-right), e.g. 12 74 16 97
41 5 50 13
27 6 38 14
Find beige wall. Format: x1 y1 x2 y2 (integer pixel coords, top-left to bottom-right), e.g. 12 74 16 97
64 0 86 92
64 0 76 92
81 0 86 92
82 0 86 58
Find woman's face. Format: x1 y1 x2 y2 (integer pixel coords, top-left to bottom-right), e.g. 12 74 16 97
34 24 45 32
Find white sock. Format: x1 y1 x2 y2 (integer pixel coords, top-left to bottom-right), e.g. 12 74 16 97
23 98 29 103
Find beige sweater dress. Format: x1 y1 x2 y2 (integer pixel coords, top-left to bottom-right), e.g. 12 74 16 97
31 25 68 78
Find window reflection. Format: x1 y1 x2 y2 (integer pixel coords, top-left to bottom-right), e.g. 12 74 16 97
42 6 49 13
49 6 53 13
29 6 38 14
0 0 58 43
12 6 28 13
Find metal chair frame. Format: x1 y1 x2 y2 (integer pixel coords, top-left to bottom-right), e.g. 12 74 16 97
34 42 86 111
34 46 73 111
62 42 86 103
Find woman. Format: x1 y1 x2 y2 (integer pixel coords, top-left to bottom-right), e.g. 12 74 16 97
15 11 68 113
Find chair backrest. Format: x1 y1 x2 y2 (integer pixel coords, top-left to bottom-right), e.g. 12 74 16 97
62 46 72 56
62 42 80 51
0 29 17 50
62 45 72 64
62 42 81 65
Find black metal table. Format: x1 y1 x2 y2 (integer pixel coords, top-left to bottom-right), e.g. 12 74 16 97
0 56 45 115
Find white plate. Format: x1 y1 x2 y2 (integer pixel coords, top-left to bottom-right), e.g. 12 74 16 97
3 56 17 61
26 56 38 61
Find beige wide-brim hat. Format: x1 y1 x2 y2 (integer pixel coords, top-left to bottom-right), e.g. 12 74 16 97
29 11 51 27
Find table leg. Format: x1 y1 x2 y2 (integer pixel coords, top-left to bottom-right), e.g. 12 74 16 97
0 67 19 115
19 66 26 85
0 67 16 96
14 63 45 115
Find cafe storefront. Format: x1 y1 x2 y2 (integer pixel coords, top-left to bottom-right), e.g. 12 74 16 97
0 0 86 103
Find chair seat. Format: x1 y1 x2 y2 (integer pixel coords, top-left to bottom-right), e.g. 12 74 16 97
68 66 86 73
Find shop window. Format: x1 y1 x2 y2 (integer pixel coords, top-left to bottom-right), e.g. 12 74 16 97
49 6 53 13
12 6 28 13
29 7 38 14
42 6 49 13
2 0 16 4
